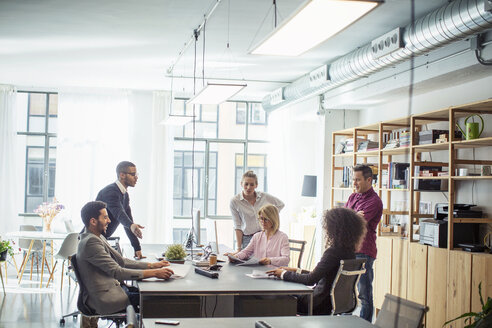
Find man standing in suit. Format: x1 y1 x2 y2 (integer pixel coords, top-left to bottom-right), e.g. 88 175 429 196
345 164 383 322
96 161 146 259
77 201 173 328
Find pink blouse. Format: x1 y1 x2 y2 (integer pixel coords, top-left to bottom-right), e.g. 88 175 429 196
235 230 290 267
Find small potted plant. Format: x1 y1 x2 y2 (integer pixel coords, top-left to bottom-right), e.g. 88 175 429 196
0 240 14 262
163 244 187 264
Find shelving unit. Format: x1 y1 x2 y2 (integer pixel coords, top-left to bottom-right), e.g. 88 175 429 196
330 99 492 328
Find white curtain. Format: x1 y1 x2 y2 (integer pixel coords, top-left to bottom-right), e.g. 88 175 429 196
267 98 324 233
145 91 174 244
0 86 20 235
56 90 131 230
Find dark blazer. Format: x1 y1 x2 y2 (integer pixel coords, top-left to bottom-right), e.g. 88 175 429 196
283 247 355 315
96 182 141 252
77 231 148 314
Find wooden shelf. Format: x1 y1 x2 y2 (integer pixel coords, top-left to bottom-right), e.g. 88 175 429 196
413 143 449 153
333 153 354 158
412 176 448 179
355 150 380 157
379 188 409 192
381 147 410 155
452 176 492 180
453 136 492 148
453 218 492 223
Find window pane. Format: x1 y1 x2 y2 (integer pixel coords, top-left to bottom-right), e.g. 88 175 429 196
184 122 217 138
26 196 43 214
211 142 245 216
28 116 46 133
171 99 185 115
48 94 58 115
29 93 47 116
48 117 57 133
27 163 43 195
201 105 218 122
248 104 269 140
218 102 245 139
236 103 246 124
174 152 183 166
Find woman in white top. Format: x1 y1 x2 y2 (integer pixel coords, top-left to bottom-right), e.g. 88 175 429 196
230 171 284 251
231 204 290 266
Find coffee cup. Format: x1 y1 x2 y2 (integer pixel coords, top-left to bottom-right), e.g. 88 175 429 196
459 168 468 176
209 254 217 266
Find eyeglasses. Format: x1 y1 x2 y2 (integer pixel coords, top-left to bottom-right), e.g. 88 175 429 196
258 217 270 223
125 172 138 177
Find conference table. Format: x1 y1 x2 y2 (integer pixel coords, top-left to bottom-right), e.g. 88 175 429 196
142 315 377 328
133 244 314 322
6 231 67 288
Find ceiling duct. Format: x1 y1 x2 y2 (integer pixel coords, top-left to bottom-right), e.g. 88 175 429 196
262 0 492 112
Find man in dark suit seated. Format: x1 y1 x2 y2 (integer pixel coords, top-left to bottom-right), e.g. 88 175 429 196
96 161 146 259
77 201 173 328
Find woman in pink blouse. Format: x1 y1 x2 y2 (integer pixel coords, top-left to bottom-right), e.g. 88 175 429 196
230 204 290 266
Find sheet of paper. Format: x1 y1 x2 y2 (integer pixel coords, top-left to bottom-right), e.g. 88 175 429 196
169 264 191 279
236 256 260 266
245 270 275 279
227 254 245 263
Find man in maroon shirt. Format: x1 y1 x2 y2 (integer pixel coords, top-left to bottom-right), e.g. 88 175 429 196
345 164 383 322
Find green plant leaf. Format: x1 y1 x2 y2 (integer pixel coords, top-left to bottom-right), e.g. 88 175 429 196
443 312 481 327
479 282 484 308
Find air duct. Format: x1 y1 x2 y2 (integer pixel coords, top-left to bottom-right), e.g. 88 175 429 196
262 0 492 112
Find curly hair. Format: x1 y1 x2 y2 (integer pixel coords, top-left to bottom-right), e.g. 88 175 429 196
322 207 367 251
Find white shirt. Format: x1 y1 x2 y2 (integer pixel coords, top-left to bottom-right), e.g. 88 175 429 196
115 180 127 194
229 191 284 235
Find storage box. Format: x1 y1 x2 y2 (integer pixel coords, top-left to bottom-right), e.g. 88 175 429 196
418 130 462 145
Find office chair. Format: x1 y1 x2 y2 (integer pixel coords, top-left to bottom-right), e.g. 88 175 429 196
288 239 307 268
330 258 366 315
375 294 428 328
59 254 126 327
46 232 79 289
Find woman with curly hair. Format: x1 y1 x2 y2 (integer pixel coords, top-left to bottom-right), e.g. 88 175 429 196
267 207 366 315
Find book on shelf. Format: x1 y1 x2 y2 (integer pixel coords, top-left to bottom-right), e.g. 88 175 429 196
387 162 410 189
358 140 379 152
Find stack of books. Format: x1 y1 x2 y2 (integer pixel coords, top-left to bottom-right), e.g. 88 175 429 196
400 131 411 147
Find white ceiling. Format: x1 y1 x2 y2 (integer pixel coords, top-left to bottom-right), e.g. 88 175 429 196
0 0 449 100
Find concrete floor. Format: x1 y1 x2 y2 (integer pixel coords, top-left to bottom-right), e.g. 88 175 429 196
0 263 115 328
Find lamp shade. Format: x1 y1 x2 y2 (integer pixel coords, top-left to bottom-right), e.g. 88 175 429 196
301 175 317 197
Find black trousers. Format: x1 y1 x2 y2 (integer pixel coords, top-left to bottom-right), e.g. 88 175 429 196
121 285 140 312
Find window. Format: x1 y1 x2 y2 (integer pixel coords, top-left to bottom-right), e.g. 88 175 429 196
234 154 267 195
172 99 270 244
16 92 58 214
236 102 268 125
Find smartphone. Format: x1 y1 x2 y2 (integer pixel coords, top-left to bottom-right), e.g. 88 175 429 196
155 320 180 325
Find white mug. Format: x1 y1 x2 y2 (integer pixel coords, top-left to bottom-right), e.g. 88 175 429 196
459 168 468 176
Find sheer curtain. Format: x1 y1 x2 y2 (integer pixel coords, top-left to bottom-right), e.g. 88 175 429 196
0 85 19 235
56 90 131 230
145 91 174 243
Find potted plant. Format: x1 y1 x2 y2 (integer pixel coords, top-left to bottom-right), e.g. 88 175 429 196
443 282 492 327
163 244 187 264
0 240 14 262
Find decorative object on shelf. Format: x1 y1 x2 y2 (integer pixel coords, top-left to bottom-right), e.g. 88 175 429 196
0 239 14 261
383 139 400 149
34 198 65 233
417 129 462 145
481 165 491 176
456 114 484 140
164 244 187 263
443 282 491 327
335 142 345 154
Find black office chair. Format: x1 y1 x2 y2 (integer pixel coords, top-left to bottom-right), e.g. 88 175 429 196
330 258 366 315
288 239 307 268
375 294 428 328
59 254 127 327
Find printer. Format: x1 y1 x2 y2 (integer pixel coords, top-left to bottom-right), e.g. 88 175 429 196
419 204 480 248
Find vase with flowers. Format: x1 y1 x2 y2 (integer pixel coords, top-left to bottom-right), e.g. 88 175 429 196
34 198 65 233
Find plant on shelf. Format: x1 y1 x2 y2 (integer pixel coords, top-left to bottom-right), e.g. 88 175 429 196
33 198 65 233
443 282 492 328
164 244 187 262
0 239 14 261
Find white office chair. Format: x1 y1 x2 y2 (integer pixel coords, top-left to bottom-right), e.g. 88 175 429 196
46 232 79 289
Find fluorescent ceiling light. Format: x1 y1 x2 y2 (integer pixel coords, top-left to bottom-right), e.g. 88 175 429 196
160 114 194 126
187 83 247 105
251 0 380 56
